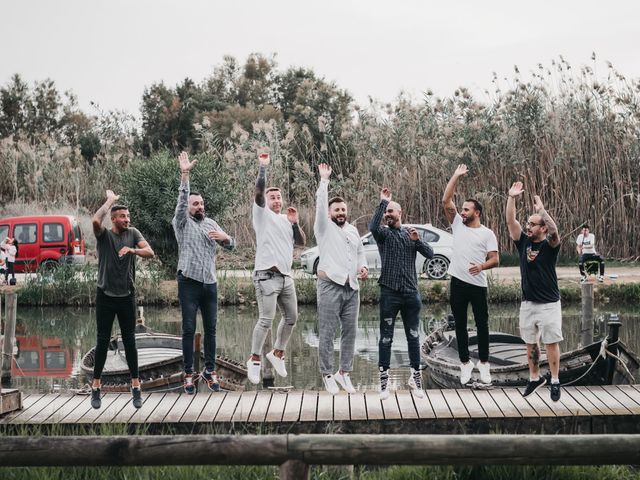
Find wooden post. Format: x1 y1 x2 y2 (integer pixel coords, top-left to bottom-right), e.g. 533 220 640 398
580 283 594 347
279 459 309 479
1 293 17 385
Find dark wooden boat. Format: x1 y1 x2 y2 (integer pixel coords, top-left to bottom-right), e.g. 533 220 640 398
421 316 639 389
80 322 247 392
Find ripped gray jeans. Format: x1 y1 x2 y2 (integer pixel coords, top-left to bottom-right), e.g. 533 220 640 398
378 285 422 371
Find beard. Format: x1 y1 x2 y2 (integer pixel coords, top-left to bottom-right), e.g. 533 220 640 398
193 212 204 221
331 216 347 226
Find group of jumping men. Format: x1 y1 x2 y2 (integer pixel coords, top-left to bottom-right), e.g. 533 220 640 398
89 153 576 409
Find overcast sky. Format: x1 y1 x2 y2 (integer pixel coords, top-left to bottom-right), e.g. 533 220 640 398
2 0 639 117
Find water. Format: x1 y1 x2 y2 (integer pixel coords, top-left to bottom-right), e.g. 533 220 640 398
4 302 640 394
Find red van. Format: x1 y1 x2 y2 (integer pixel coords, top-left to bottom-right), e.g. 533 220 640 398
0 215 86 272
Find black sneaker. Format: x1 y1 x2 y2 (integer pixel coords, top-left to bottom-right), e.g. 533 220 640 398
184 374 196 395
522 377 547 397
550 382 561 402
201 369 220 392
90 387 101 409
131 387 143 408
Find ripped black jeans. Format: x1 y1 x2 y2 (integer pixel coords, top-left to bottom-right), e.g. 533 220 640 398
378 285 422 371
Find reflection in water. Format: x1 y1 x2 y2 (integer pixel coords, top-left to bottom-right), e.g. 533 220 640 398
6 302 640 394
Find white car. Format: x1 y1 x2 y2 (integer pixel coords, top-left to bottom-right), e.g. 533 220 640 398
299 223 453 280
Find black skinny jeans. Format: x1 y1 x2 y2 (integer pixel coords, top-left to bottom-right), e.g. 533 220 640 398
4 261 14 281
449 276 489 363
93 288 139 380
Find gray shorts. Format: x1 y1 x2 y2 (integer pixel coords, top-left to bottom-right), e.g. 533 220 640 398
519 300 563 345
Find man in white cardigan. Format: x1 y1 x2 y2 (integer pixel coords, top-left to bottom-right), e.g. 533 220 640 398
314 163 369 394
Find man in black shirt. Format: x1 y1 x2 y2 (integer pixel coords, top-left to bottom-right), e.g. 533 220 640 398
506 181 562 402
369 188 433 399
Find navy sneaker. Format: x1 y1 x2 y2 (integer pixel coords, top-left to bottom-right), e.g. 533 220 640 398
201 369 221 392
90 387 101 409
522 377 547 397
550 382 561 402
131 387 143 408
184 373 196 395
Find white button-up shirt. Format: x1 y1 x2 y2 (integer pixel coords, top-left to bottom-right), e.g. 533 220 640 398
314 179 367 290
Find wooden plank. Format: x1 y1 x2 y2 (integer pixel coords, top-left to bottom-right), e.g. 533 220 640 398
457 389 486 418
616 385 640 412
299 391 318 422
198 393 227 423
179 393 212 423
425 390 453 419
281 391 302 422
574 386 614 415
60 396 96 424
163 393 197 424
395 391 418 420
487 389 520 418
565 388 605 416
587 386 632 415
249 390 273 423
503 389 539 417
349 392 368 421
380 392 402 420
42 395 87 424
145 393 180 424
441 390 469 418
472 390 503 418
316 391 334 422
24 395 76 424
9 395 58 424
231 391 257 423
520 390 555 417
533 391 572 417
110 393 151 424
412 390 435 419
555 389 590 416
128 393 166 424
364 391 384 420
77 394 120 423
213 392 242 422
93 394 132 424
333 394 351 421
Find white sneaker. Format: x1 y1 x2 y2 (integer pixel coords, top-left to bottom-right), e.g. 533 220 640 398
477 362 491 384
379 368 390 400
408 368 425 398
266 350 287 377
247 358 261 384
334 371 356 394
323 374 340 395
460 361 475 385
597 275 604 283
580 275 588 284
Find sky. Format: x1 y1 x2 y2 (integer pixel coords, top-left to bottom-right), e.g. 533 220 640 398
2 0 639 117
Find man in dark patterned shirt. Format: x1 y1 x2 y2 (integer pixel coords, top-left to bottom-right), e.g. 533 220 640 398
369 188 433 399
173 151 235 394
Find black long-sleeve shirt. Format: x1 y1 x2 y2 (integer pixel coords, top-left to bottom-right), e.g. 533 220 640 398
369 200 433 292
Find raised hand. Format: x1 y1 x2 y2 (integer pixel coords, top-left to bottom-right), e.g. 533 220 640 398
178 151 197 172
106 190 120 202
318 163 332 180
408 227 419 241
533 195 545 213
380 188 392 202
258 152 270 167
508 182 524 198
286 207 299 224
454 164 469 177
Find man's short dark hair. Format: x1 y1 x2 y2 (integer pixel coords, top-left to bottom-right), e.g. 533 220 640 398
111 204 129 214
465 198 483 215
582 223 590 230
266 187 281 195
328 196 346 207
189 191 201 198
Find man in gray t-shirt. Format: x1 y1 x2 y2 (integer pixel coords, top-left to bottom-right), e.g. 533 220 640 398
90 190 155 410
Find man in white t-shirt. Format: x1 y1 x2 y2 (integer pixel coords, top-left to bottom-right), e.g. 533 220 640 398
443 164 499 385
247 152 306 385
576 224 605 283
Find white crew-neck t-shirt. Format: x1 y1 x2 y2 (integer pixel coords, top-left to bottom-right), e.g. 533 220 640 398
447 213 498 287
576 233 597 255
252 202 295 275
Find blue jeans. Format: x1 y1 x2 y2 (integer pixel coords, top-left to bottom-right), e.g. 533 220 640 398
378 286 422 371
178 272 218 374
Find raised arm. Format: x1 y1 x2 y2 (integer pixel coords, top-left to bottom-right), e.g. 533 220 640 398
408 227 434 259
506 182 524 241
92 190 119 237
534 195 560 248
442 164 468 224
314 164 331 236
369 189 391 242
174 151 197 229
287 207 306 246
254 153 269 208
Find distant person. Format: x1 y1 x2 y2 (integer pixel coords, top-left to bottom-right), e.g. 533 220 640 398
247 152 306 385
0 238 17 285
173 151 235 394
576 224 605 283
370 188 433 399
314 163 368 394
506 181 562 402
442 164 499 386
90 190 155 409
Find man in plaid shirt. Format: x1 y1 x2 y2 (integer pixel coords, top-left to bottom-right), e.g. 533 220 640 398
173 151 235 394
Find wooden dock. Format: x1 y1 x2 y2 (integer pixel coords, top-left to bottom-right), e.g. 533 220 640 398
3 385 640 434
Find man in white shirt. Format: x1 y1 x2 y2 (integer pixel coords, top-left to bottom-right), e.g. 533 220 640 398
314 163 369 394
443 164 499 385
247 152 306 385
577 224 605 283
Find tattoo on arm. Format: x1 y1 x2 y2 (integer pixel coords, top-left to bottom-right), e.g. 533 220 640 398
255 165 266 207
530 344 540 368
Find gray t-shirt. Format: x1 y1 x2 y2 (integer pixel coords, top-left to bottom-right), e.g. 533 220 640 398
96 227 145 297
